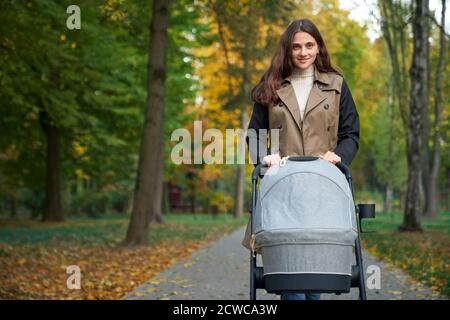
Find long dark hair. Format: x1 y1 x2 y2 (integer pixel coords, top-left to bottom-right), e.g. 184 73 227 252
251 19 341 106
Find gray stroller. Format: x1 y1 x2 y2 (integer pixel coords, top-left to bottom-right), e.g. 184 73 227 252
249 156 375 300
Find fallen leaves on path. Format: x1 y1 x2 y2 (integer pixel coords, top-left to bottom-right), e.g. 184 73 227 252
0 238 208 300
362 230 450 298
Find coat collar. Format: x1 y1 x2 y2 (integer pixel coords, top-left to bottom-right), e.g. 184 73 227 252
275 66 332 130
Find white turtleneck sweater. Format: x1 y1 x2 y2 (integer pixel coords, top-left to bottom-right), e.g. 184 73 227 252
291 64 315 121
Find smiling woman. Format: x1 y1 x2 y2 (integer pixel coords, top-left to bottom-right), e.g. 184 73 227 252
247 18 360 168
244 18 361 301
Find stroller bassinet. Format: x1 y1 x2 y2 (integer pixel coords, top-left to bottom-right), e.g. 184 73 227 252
249 156 375 300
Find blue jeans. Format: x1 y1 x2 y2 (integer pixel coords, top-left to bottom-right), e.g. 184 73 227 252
281 293 321 300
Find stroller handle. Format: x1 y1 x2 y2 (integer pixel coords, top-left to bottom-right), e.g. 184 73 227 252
252 163 267 181
251 157 352 180
335 161 352 179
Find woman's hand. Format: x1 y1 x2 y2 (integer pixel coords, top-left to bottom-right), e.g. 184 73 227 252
262 153 282 167
319 151 341 164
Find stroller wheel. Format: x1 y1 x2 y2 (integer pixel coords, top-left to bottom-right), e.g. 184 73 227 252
254 266 265 289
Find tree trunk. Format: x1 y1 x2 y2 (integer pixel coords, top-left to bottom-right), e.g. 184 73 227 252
401 0 428 232
233 28 252 219
41 112 63 222
425 0 446 218
233 110 247 218
190 190 196 214
384 185 393 213
162 182 170 215
447 168 450 211
148 132 165 224
233 165 245 217
124 0 171 246
421 7 431 218
379 0 410 128
421 145 431 215
384 84 395 215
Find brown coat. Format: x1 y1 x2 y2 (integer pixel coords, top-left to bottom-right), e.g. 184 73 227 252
269 68 343 158
242 69 346 251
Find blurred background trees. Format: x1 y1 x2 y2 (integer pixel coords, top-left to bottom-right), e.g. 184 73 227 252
0 0 448 238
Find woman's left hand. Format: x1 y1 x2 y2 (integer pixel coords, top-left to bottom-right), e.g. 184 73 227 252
319 151 341 164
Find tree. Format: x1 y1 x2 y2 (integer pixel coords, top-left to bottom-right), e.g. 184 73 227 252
402 0 429 231
0 0 148 220
425 0 447 217
124 0 171 246
361 38 407 213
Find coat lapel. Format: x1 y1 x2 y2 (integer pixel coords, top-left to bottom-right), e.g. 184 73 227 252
276 84 302 131
303 83 326 119
276 67 332 128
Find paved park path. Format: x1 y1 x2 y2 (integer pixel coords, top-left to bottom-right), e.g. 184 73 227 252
124 226 445 300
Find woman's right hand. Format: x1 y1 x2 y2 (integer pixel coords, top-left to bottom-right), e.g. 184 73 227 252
262 153 281 167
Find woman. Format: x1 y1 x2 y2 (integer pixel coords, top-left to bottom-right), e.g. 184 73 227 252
244 19 360 300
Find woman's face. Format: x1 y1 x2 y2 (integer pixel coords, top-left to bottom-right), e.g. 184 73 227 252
291 31 319 70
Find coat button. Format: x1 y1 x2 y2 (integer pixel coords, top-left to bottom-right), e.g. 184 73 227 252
324 104 329 110
318 84 324 90
327 126 331 131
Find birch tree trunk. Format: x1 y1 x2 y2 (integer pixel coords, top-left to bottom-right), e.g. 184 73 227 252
401 0 429 231
425 0 446 218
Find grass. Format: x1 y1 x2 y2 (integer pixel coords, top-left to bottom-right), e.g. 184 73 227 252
0 213 248 299
360 211 450 298
0 213 248 246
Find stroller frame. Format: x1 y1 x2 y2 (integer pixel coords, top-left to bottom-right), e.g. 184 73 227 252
249 156 373 300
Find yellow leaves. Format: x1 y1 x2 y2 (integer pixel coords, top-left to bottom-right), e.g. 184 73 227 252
73 141 87 158
99 0 128 22
388 290 403 296
84 281 95 291
60 35 76 49
0 216 247 300
0 237 206 300
183 261 195 268
210 192 234 214
131 292 146 297
363 229 450 298
367 244 379 256
75 169 90 181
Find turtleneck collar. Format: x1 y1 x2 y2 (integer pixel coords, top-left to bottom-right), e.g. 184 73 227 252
291 64 315 78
